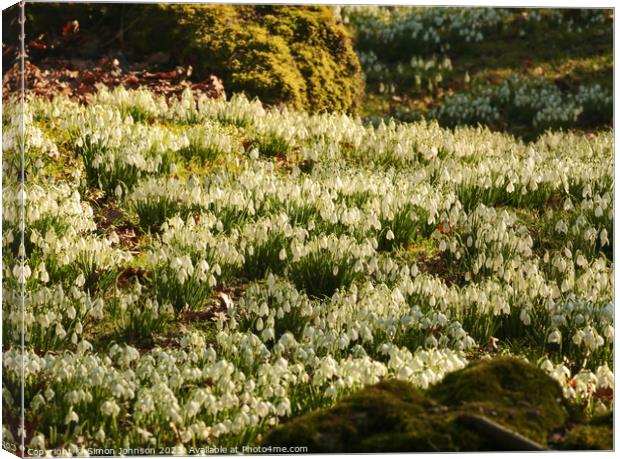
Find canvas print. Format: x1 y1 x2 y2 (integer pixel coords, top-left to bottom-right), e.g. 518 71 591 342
1 2 614 456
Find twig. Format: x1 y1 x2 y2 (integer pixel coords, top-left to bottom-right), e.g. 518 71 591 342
459 414 547 451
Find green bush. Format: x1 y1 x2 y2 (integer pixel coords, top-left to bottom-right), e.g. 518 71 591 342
127 4 364 112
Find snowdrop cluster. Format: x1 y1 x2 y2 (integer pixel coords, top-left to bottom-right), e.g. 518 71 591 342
180 122 241 163
3 183 95 238
4 283 105 350
341 6 509 55
64 104 189 194
92 85 170 120
147 215 243 312
436 204 534 281
433 77 612 132
342 7 610 71
523 9 611 34
540 358 614 412
359 51 452 93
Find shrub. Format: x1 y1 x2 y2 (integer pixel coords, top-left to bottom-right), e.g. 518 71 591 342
127 5 364 112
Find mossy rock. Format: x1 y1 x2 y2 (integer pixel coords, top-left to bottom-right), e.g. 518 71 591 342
263 357 570 452
428 356 568 445
262 379 485 452
126 4 364 112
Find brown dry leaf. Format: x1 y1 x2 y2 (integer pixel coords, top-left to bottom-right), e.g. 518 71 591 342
3 35 225 103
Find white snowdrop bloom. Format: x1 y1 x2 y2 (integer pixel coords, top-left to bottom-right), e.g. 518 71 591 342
74 273 86 287
55 323 67 339
540 359 554 373
603 325 614 342
519 308 531 326
551 314 566 327
425 335 438 348
574 313 585 325
397 366 413 381
44 388 55 401
66 305 77 320
547 329 562 344
261 327 275 342
600 228 609 246
64 408 79 425
594 206 603 217
555 219 568 234
576 254 588 267
39 267 50 284
197 259 210 273
324 385 338 399
573 327 590 346
391 287 405 304
258 302 270 317
276 399 292 416
596 365 614 389
415 372 429 389
94 428 106 443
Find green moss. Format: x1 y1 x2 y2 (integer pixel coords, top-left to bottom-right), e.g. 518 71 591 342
263 357 572 452
263 380 483 452
127 5 363 112
429 357 568 445
558 423 613 450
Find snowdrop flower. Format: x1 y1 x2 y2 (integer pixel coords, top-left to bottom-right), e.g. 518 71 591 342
64 408 79 424
547 329 562 344
74 273 85 288
101 400 121 417
600 228 609 246
519 308 531 326
94 428 106 443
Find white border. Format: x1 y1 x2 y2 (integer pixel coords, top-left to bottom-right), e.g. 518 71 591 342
0 1 615 459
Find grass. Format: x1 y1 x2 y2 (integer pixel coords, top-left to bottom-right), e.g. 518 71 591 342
288 250 361 298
